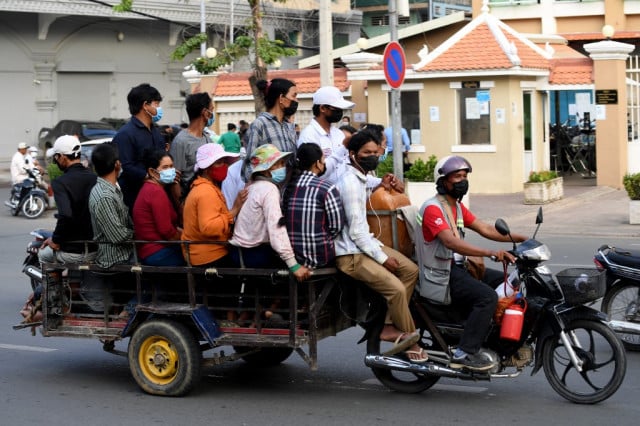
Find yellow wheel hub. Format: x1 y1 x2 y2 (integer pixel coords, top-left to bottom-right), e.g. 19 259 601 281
138 336 179 385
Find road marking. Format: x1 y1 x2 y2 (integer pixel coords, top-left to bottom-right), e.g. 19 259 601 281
0 343 57 352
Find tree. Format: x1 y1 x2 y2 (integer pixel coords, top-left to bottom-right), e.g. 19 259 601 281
115 0 297 113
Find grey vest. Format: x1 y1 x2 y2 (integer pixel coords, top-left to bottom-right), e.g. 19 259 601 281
415 196 463 305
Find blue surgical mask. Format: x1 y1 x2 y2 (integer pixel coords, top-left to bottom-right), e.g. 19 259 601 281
206 115 215 127
270 167 286 184
157 167 176 184
150 106 163 123
379 153 388 162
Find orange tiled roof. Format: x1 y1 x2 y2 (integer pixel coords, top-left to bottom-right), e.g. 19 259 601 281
415 13 550 73
549 57 593 85
213 68 350 97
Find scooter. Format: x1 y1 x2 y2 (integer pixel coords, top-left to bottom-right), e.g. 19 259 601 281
594 245 640 350
365 209 626 404
5 168 49 219
22 229 51 292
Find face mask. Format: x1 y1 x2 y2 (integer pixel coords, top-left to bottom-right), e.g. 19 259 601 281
270 166 287 184
356 155 379 173
208 163 229 183
147 105 163 123
326 108 344 124
447 179 469 200
379 152 388 163
157 167 176 184
283 101 299 117
316 161 326 177
206 115 215 127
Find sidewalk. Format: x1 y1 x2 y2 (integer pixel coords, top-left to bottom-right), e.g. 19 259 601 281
472 174 638 238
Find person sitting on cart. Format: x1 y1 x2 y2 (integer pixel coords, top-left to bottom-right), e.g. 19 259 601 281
133 149 185 266
89 143 135 269
39 135 97 264
417 155 527 371
334 129 427 363
229 144 311 282
181 143 247 267
283 143 345 269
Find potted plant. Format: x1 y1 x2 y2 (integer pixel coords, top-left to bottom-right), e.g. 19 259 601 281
404 155 438 207
523 170 563 204
623 173 640 224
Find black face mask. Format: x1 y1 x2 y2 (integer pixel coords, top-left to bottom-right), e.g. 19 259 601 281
283 101 299 117
356 155 379 172
326 108 343 123
447 180 469 200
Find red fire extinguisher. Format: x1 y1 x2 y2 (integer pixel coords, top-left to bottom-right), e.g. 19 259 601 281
500 297 527 341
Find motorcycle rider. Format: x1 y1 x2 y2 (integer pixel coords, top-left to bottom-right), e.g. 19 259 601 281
416 156 527 371
10 142 31 185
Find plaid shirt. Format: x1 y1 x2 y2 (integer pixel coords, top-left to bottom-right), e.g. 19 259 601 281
284 171 345 268
334 166 388 264
89 177 134 268
243 112 297 180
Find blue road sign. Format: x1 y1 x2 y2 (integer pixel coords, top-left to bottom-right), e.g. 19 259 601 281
383 41 406 89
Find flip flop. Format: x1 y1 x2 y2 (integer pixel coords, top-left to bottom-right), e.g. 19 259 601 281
382 331 420 356
405 348 429 363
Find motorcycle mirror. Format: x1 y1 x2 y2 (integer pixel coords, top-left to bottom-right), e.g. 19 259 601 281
495 218 510 236
535 207 543 224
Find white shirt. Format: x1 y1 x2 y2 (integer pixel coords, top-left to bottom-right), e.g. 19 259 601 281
298 119 349 184
10 151 32 185
222 160 245 210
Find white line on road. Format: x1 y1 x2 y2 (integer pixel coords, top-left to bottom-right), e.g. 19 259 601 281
0 343 57 352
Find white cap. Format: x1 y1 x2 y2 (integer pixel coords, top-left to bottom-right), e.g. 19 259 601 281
46 135 81 157
27 146 38 153
17 142 27 150
312 86 355 109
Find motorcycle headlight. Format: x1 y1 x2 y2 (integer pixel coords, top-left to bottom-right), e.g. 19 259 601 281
522 244 551 261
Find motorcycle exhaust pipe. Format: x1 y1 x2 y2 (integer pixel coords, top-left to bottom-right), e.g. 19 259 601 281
23 264 43 282
607 319 640 335
364 354 473 379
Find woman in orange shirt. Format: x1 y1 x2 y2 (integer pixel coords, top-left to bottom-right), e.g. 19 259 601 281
181 144 247 266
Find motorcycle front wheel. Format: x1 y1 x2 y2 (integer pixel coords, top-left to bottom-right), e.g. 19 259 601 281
542 319 626 404
21 195 46 219
601 281 640 351
366 322 440 394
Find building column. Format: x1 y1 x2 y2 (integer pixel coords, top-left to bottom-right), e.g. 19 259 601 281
584 39 634 189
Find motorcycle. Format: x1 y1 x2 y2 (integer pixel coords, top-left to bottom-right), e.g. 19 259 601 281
594 245 640 350
364 209 626 404
22 229 51 292
5 167 49 219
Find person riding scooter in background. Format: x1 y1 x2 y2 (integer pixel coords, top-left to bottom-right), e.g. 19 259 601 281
416 155 527 371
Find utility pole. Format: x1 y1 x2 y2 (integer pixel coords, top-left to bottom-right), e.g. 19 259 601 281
389 0 403 181
200 0 206 57
319 0 333 86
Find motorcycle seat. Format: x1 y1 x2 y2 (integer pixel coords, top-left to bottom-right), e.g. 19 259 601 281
608 247 640 269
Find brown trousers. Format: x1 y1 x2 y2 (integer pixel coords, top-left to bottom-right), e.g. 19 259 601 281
336 246 418 333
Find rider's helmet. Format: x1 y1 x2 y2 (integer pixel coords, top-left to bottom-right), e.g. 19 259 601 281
434 155 472 183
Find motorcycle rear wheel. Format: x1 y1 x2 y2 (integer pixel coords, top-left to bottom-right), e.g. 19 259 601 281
366 323 440 394
542 319 626 404
21 195 46 219
601 281 640 351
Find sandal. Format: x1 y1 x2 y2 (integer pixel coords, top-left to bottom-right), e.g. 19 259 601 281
382 331 420 356
405 348 429 363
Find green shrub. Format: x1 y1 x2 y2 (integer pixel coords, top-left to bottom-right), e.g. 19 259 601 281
527 170 558 183
623 173 640 200
375 154 394 176
404 155 437 182
46 162 63 182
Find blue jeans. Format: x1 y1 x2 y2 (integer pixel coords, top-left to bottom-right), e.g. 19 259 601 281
141 246 186 266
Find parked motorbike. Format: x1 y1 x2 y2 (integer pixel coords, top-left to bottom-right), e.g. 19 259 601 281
23 229 51 292
594 245 640 350
365 209 626 404
5 168 49 219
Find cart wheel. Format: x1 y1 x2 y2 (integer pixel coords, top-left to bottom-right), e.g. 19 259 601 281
21 195 46 219
128 319 201 396
233 346 293 367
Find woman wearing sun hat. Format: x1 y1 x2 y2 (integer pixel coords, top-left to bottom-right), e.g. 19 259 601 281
181 143 247 266
230 144 311 282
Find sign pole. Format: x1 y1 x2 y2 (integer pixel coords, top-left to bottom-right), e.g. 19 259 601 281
389 0 404 182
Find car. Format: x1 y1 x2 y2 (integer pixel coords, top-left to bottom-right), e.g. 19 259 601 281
79 138 112 170
38 120 117 153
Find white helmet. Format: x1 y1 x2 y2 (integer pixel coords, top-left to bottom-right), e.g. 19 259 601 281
434 155 472 183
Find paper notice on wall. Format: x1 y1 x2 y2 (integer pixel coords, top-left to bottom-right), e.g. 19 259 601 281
429 106 440 122
596 105 606 120
354 112 367 123
465 98 480 119
479 101 489 115
496 108 505 124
